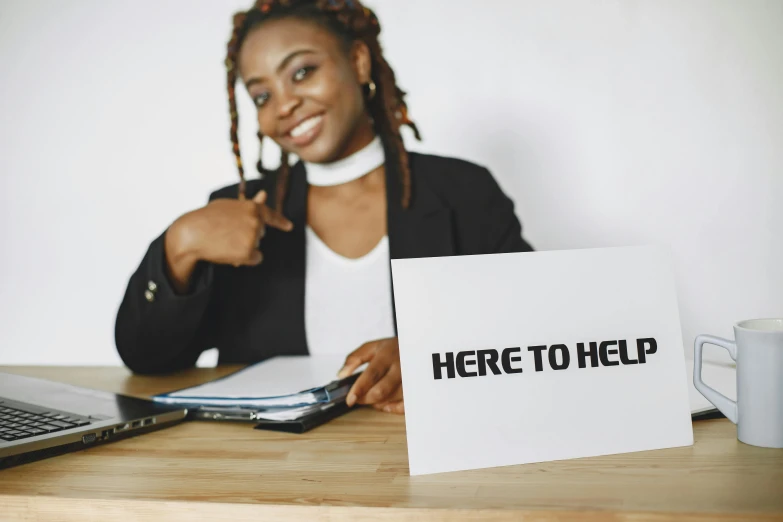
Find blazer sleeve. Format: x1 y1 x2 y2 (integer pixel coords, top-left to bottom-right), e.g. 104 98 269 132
114 181 261 374
479 167 535 254
114 229 217 375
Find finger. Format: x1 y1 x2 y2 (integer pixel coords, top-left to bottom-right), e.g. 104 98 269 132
371 381 403 410
373 399 404 414
337 342 377 379
252 190 267 205
372 401 405 413
384 382 404 403
360 364 401 405
245 250 263 266
255 221 266 242
252 190 292 232
346 355 390 407
387 401 405 414
262 208 294 232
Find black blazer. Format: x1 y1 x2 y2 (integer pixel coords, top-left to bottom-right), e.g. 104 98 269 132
115 151 534 374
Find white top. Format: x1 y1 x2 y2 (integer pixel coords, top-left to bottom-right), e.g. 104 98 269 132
304 226 396 355
301 135 394 356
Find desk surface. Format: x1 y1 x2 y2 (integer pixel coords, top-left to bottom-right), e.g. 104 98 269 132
1 366 781 522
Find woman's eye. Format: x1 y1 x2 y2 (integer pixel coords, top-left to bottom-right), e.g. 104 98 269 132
293 66 315 82
253 92 270 108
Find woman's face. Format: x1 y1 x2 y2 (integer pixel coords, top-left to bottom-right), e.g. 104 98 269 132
238 17 373 164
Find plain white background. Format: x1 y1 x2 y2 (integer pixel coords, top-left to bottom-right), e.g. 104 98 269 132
0 0 780 366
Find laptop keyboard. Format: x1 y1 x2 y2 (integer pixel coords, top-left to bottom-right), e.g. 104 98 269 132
0 403 92 442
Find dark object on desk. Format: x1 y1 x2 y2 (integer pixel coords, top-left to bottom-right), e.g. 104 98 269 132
254 400 352 434
0 372 187 469
692 409 726 421
153 359 359 410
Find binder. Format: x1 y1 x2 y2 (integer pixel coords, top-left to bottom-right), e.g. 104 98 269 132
152 355 360 408
253 400 352 433
151 355 362 432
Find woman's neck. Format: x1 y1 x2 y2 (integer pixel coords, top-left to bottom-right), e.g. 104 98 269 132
330 116 377 162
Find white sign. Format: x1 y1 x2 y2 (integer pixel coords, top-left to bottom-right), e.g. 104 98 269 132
391 245 694 476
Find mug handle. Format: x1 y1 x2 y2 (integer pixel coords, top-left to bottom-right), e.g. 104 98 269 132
693 335 738 423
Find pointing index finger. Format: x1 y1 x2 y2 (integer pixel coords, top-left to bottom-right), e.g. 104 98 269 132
264 208 294 232
253 193 293 232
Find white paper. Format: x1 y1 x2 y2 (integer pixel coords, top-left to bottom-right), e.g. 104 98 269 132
166 355 347 399
252 403 327 421
391 245 694 476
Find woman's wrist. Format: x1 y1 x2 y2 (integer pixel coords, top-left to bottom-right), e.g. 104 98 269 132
164 213 203 294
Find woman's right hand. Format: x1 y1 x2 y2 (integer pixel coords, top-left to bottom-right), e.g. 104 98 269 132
164 190 293 292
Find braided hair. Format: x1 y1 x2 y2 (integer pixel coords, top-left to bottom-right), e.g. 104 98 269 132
225 0 421 210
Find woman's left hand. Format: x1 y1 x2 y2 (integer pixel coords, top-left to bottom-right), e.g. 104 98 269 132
338 337 404 414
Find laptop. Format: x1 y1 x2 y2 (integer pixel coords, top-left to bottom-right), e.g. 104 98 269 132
0 372 188 469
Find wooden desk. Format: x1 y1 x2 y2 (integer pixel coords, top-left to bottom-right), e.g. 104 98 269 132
1 366 781 521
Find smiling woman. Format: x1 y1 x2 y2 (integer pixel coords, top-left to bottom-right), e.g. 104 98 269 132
114 0 534 415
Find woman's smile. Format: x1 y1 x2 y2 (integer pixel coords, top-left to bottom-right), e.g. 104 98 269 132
284 113 325 147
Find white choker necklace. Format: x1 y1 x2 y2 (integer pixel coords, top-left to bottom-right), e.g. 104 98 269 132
304 136 385 187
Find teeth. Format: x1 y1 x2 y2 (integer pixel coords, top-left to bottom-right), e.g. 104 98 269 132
290 116 321 138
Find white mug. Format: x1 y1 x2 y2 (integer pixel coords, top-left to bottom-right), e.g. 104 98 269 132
693 318 783 448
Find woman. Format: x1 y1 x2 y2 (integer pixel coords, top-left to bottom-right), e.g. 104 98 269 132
115 0 534 414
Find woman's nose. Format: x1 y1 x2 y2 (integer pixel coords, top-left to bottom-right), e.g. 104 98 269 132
277 90 302 119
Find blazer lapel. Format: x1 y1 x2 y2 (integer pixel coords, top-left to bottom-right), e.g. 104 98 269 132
279 162 309 353
385 152 454 335
247 163 309 357
386 153 454 260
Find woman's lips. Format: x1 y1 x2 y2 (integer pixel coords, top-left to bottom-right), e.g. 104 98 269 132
285 114 324 147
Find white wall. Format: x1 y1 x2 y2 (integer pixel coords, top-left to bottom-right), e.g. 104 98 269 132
0 0 780 367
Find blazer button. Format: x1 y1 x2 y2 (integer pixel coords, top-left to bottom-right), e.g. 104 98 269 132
144 289 155 302
147 281 158 293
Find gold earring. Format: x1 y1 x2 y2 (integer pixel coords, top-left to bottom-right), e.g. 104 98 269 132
366 80 376 100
